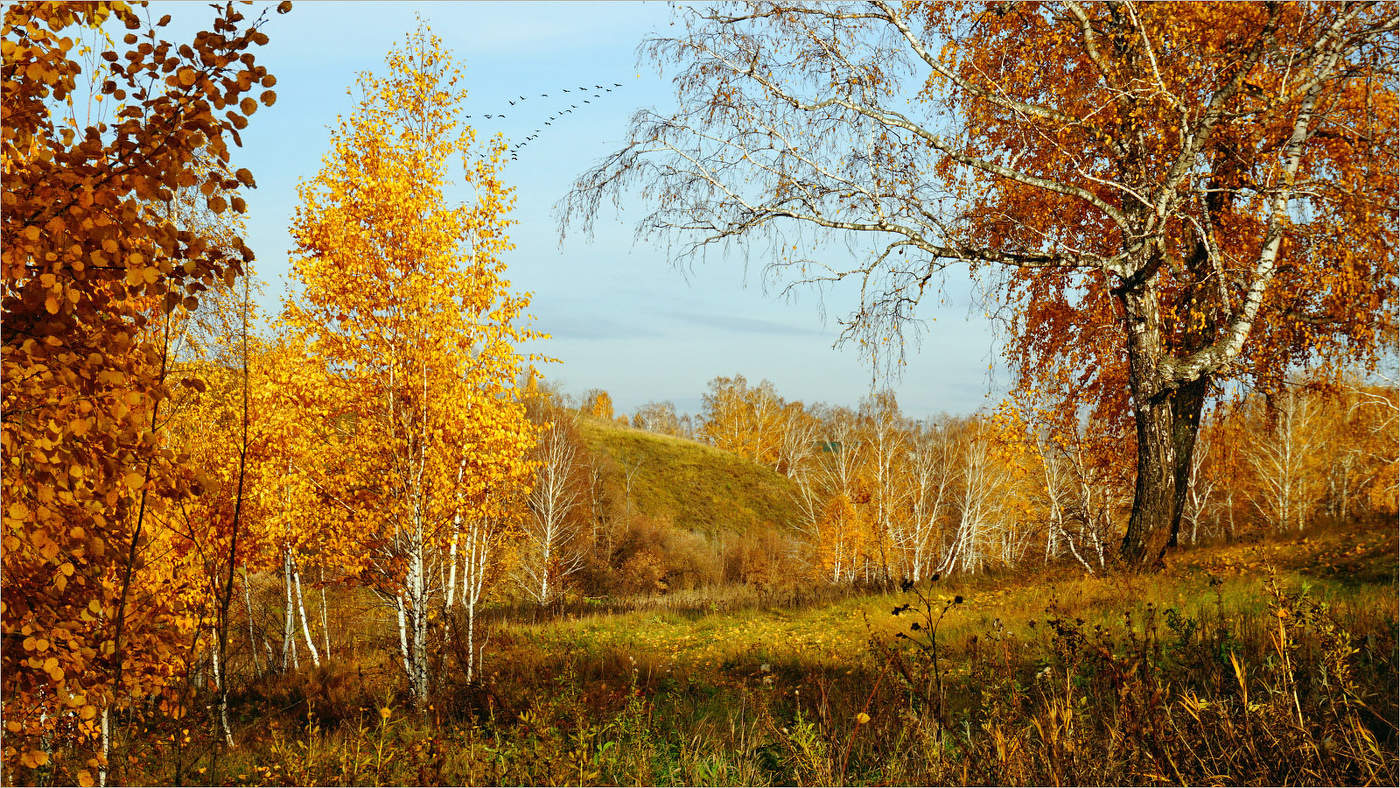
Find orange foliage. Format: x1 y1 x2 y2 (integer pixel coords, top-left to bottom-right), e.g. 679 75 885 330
2 1 284 775
282 26 539 705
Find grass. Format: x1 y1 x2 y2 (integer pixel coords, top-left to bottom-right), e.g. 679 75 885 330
92 519 1397 786
503 521 1397 673
577 416 803 540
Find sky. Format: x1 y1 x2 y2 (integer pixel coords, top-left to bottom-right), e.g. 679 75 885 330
159 1 1010 419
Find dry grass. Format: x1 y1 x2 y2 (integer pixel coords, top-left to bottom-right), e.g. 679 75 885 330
68 521 1399 786
577 416 804 540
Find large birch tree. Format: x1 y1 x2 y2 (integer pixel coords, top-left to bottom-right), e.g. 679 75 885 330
562 1 1397 569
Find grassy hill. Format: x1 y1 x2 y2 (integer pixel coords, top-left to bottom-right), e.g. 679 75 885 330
576 417 803 541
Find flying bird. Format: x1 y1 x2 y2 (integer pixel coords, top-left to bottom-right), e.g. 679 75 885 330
614 82 622 86
508 100 516 105
484 114 493 118
595 84 603 89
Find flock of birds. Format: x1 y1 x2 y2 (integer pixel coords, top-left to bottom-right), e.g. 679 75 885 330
467 81 626 161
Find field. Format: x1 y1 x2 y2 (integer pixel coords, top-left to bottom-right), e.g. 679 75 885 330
119 520 1396 786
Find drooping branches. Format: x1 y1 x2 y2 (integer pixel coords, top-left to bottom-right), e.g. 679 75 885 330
562 1 1398 568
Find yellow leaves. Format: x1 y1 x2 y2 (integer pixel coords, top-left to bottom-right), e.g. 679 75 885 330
123 471 145 490
123 265 159 286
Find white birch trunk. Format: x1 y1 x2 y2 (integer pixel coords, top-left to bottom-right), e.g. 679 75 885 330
242 566 260 679
293 560 320 668
212 646 233 746
281 550 298 671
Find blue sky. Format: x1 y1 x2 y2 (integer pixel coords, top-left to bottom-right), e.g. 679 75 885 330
164 1 1009 419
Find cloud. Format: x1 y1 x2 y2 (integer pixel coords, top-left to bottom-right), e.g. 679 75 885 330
535 312 657 341
667 310 825 337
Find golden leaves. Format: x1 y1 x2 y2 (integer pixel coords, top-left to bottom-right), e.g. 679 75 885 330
4 0 279 772
281 23 540 627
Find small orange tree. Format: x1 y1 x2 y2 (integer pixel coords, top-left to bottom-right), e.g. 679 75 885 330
285 26 538 707
2 2 283 777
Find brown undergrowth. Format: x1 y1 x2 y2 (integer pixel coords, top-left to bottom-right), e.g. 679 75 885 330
44 524 1400 786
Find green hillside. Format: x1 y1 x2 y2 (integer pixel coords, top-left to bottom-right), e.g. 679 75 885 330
577 417 802 540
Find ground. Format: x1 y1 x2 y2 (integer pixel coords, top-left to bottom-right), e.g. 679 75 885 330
118 519 1397 786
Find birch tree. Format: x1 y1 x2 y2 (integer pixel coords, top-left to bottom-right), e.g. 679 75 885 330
1245 386 1324 531
517 422 585 604
284 27 538 708
899 419 957 582
562 1 1398 570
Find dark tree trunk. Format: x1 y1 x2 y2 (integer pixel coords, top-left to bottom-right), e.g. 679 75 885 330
1167 376 1208 548
1119 286 1169 568
1117 283 1212 570
1122 391 1177 568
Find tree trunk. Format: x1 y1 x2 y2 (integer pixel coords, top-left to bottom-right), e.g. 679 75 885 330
1120 285 1171 568
1119 288 1208 569
242 567 260 679
395 596 413 688
212 647 233 747
1122 390 1176 568
281 550 298 670
1167 377 1208 548
99 707 109 787
293 561 320 668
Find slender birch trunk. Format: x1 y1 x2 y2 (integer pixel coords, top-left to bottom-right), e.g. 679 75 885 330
242 567 260 679
281 550 298 671
212 647 233 746
293 560 320 667
320 567 330 661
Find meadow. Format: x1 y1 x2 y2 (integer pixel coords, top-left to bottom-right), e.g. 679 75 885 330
109 520 1396 787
